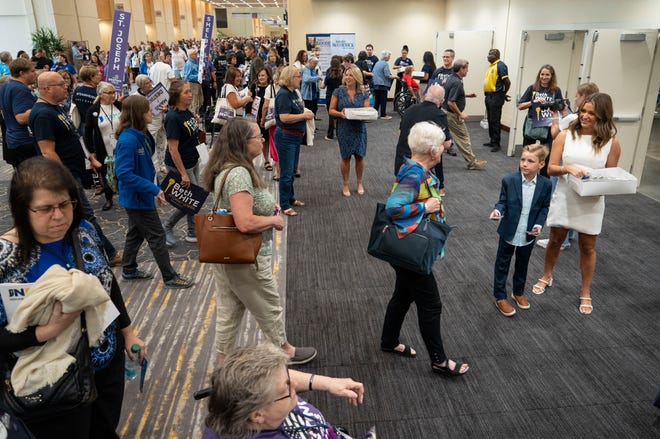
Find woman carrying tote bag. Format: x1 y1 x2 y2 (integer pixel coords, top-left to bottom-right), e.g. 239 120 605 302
379 121 469 377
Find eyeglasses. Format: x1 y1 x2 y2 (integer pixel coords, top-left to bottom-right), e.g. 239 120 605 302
49 82 67 88
272 368 293 403
248 134 265 141
293 74 302 78
101 90 117 94
29 199 77 216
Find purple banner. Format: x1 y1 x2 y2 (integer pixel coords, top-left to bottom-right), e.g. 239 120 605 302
199 14 215 82
106 10 131 90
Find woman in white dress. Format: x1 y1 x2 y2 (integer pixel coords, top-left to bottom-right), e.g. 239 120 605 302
532 93 621 314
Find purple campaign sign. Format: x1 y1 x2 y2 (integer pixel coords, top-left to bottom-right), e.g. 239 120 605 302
106 10 132 90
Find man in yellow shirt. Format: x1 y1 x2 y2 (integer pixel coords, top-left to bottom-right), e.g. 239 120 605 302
483 49 510 152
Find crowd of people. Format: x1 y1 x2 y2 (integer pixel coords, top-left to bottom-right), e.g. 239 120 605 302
0 33 623 438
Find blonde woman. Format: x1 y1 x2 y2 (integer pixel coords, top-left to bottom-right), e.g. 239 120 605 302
328 65 370 197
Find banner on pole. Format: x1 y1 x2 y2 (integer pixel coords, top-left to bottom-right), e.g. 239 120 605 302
106 10 132 90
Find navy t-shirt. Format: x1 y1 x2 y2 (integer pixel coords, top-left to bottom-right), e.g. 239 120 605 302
28 102 86 177
72 85 97 124
164 108 200 169
275 88 305 132
520 85 563 119
0 80 37 146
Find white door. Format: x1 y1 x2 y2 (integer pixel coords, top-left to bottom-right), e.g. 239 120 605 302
435 30 494 116
588 29 659 171
511 30 584 153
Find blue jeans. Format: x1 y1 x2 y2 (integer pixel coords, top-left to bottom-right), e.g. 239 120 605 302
274 128 301 210
75 178 117 259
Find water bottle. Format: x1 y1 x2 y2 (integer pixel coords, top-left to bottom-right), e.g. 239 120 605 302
125 344 140 381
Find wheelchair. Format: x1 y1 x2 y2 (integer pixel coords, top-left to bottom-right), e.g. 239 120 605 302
393 78 418 116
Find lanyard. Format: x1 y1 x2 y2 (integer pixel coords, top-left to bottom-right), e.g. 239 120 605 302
100 104 115 130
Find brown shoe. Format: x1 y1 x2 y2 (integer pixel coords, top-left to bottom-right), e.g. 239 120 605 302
108 251 123 267
512 294 530 309
495 299 516 317
467 159 487 170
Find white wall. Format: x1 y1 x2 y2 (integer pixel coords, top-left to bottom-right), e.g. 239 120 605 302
0 0 38 58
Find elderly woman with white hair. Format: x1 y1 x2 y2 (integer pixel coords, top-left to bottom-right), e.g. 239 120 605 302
380 121 469 376
84 81 122 211
371 49 397 119
202 344 364 439
134 74 168 172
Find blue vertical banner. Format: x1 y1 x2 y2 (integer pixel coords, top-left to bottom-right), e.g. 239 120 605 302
199 14 215 83
106 10 132 90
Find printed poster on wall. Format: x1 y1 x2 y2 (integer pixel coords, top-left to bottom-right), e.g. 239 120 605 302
305 33 355 104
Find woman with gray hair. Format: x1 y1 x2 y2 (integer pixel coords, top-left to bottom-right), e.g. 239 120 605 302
380 121 469 376
301 56 321 115
202 344 364 439
84 81 122 211
371 50 397 119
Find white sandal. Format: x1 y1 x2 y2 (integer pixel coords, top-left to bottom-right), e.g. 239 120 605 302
532 277 553 295
579 297 593 315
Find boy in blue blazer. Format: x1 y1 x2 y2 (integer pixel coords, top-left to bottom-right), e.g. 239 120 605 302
489 144 552 316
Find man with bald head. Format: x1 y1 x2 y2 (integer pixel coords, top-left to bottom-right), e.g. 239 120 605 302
394 84 452 195
483 48 510 152
28 71 121 265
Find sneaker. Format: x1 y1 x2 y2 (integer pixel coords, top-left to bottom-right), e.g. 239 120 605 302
164 275 194 289
560 242 571 250
108 251 123 267
467 159 487 170
495 299 516 317
164 227 176 247
184 235 197 243
122 269 154 281
380 115 392 120
288 346 317 365
446 147 457 156
536 239 549 249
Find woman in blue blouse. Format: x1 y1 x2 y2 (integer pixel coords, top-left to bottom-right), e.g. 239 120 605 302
328 65 370 197
380 121 469 377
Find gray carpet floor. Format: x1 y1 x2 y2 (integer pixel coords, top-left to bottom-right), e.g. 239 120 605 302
284 108 660 438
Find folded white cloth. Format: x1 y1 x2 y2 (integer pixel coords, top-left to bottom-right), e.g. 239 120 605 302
6 265 109 396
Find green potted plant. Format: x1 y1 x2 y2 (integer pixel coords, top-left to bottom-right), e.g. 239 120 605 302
31 27 65 59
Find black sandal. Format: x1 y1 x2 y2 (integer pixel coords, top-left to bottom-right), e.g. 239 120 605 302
381 344 416 358
432 360 469 376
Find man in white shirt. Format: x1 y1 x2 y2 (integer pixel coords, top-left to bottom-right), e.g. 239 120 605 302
150 52 175 91
148 52 176 173
171 44 188 79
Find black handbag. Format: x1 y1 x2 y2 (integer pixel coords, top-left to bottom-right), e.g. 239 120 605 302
0 231 98 422
0 314 97 422
367 203 453 275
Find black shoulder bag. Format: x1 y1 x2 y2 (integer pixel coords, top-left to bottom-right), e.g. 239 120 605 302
0 230 97 422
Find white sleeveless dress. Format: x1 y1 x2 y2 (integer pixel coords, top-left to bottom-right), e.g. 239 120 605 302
546 133 612 235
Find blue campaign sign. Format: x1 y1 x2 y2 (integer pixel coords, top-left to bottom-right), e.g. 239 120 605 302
161 171 210 215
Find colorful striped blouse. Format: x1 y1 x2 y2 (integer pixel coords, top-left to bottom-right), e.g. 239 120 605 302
385 157 445 238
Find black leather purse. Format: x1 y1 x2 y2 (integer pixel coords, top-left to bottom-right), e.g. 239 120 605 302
0 230 97 422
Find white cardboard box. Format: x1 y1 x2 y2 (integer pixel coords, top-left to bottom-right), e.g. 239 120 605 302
568 166 637 196
344 107 379 121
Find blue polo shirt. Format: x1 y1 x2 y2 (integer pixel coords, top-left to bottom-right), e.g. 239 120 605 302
184 57 199 83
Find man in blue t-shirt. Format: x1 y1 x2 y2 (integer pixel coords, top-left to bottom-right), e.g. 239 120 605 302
29 71 121 265
0 58 38 167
